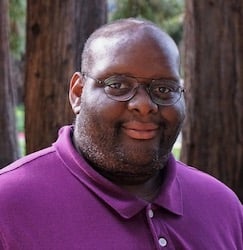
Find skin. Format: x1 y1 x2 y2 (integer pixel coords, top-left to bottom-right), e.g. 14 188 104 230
69 19 185 201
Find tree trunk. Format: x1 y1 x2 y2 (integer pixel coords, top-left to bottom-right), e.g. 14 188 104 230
181 0 243 201
0 0 19 168
25 0 107 154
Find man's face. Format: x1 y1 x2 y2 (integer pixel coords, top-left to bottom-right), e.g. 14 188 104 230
71 32 185 184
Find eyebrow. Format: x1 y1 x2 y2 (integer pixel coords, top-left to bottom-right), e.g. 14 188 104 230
105 73 179 81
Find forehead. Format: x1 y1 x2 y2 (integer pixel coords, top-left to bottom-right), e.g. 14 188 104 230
87 24 179 78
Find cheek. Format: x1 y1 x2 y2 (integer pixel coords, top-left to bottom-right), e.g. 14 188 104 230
161 102 186 126
82 87 125 121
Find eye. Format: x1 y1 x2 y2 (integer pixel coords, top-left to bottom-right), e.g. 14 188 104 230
107 82 127 89
153 85 175 95
105 76 133 90
151 80 179 100
157 86 171 94
104 76 134 96
152 80 179 92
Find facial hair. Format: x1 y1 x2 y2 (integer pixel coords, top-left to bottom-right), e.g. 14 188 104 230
73 101 180 185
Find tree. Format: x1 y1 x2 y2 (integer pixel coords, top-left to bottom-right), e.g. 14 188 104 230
9 0 26 105
0 0 19 168
181 0 243 201
25 0 107 154
9 0 26 60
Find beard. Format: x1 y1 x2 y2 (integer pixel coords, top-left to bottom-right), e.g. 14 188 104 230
73 102 180 185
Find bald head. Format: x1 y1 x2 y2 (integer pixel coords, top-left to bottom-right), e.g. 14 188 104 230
81 18 179 73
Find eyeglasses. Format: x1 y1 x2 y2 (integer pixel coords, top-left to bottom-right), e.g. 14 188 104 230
82 73 184 106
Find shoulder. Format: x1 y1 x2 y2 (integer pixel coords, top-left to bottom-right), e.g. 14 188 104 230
0 146 56 176
176 160 243 244
176 160 242 210
0 147 58 194
176 160 234 192
0 125 74 177
0 146 65 217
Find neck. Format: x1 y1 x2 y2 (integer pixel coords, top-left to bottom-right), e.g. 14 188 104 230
120 170 163 202
89 161 163 202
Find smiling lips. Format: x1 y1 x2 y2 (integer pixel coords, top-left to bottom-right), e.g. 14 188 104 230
122 121 159 140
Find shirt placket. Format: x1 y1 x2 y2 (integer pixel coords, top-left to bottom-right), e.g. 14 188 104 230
145 204 174 250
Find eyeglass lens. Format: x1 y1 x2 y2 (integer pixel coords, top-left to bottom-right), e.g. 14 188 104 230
103 75 183 106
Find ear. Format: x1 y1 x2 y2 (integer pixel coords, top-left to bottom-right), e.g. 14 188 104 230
69 72 84 114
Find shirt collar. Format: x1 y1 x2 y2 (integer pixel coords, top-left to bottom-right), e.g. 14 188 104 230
154 155 183 216
54 126 183 219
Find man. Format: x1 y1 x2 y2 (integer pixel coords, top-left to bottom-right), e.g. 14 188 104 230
0 18 242 249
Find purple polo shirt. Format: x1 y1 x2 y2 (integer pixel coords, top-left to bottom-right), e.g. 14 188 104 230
0 126 242 249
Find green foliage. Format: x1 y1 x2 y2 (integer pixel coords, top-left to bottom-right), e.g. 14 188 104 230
172 146 181 160
15 104 24 132
109 0 184 44
9 0 26 59
15 105 25 156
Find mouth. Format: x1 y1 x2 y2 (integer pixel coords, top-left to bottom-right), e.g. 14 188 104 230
122 121 159 140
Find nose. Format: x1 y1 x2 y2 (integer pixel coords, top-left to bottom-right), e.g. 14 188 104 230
127 86 158 115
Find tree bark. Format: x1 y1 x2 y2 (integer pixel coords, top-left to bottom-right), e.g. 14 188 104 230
0 0 19 168
181 0 243 201
25 0 107 154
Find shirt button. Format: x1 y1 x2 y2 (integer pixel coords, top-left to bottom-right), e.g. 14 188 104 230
158 237 167 247
148 209 154 218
